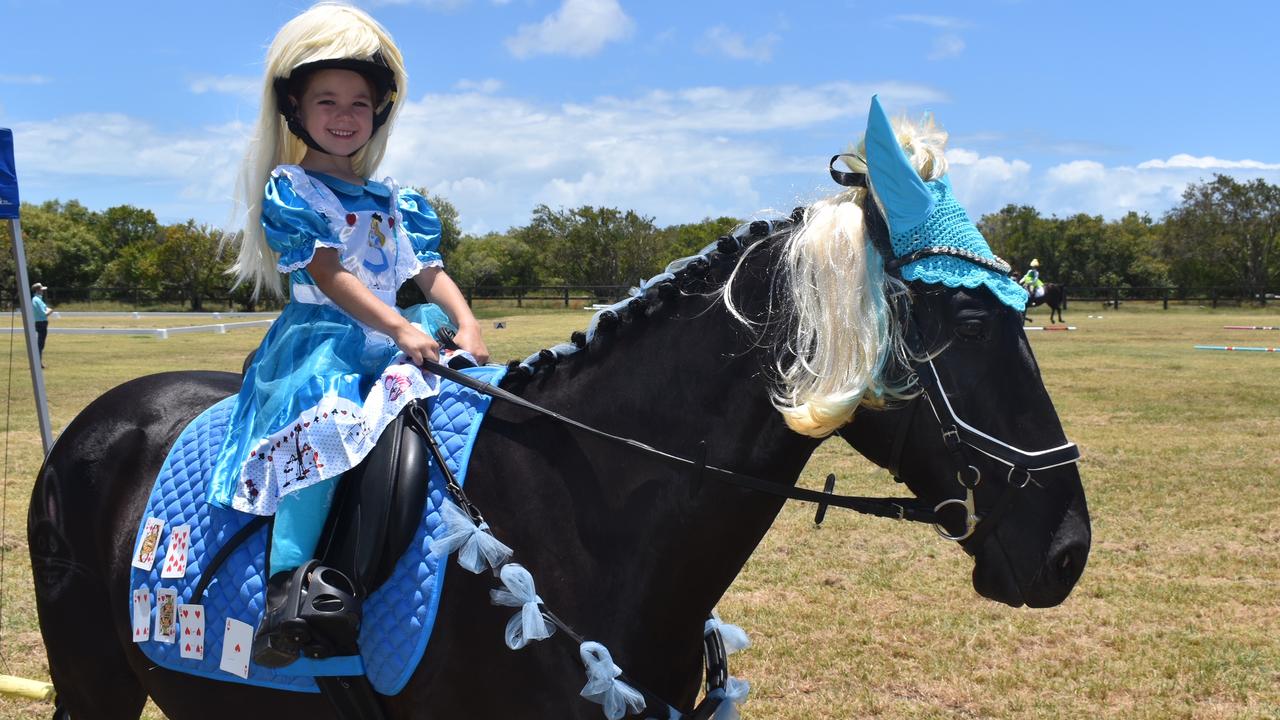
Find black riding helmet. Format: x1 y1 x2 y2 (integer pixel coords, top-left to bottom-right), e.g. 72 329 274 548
273 53 397 157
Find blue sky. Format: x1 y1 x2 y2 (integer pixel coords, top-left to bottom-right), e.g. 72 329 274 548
2 0 1278 235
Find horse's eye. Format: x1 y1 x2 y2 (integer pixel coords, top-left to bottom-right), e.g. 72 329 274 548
955 319 987 340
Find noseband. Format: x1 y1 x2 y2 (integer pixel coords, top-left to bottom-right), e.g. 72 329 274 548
887 352 1081 546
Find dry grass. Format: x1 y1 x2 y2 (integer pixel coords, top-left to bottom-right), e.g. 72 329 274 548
0 303 1277 718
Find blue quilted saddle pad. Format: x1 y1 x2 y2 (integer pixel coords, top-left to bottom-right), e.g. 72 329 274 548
129 365 506 695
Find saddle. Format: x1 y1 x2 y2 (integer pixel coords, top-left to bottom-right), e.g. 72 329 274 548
252 349 479 671
307 345 479 594
318 397 431 595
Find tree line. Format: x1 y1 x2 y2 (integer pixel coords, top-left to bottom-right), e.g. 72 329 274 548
3 174 1277 311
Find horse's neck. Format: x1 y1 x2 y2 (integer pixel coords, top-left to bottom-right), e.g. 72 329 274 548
502 292 820 695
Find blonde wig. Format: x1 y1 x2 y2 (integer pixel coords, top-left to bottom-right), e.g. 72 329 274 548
229 2 408 297
748 112 950 437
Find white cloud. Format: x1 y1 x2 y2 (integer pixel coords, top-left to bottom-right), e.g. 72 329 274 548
946 147 1033 211
10 80 947 231
890 14 970 29
0 74 51 85
702 26 779 63
10 114 247 224
945 149 1280 221
1137 153 1280 170
188 75 260 100
928 33 965 60
374 80 944 231
368 0 470 9
505 0 634 59
33 81 1279 235
454 78 505 94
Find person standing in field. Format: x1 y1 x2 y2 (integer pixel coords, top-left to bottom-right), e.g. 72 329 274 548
31 282 50 368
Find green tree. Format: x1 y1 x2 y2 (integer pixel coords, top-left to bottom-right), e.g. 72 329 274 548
97 205 160 257
155 220 232 311
657 216 742 260
517 205 663 294
447 232 540 293
1160 175 1280 295
13 200 104 291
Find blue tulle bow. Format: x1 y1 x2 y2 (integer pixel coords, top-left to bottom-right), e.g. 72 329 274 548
489 564 554 649
579 641 647 720
429 500 513 574
708 676 750 720
704 611 751 655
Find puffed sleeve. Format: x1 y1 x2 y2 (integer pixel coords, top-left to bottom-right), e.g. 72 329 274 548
262 173 344 273
397 190 444 268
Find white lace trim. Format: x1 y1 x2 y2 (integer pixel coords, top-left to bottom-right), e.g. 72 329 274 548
229 359 440 516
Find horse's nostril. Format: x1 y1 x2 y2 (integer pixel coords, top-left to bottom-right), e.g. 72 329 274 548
1059 552 1073 573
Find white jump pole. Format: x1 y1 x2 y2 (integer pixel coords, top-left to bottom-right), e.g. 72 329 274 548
2 128 53 454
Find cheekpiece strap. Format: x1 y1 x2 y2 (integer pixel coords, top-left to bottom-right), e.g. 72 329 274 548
884 245 1012 275
829 154 867 188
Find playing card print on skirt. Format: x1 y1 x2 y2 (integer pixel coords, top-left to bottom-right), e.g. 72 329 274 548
227 360 440 517
129 365 504 693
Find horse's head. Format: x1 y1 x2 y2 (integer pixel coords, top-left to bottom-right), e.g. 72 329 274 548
761 96 1089 608
842 281 1090 608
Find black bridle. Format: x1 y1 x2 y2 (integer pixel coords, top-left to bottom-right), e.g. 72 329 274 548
829 156 1080 545
418 189 1080 717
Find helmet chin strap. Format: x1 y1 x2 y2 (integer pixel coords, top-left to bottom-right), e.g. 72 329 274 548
274 55 398 160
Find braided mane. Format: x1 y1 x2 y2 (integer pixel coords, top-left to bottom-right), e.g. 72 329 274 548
500 217 789 384
502 111 953 437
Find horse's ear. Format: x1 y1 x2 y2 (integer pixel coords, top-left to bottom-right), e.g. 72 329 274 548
865 94 935 235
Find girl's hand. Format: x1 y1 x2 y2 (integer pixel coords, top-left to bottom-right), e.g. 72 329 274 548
392 323 440 366
452 324 490 364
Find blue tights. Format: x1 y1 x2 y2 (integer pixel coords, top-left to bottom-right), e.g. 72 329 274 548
269 475 339 577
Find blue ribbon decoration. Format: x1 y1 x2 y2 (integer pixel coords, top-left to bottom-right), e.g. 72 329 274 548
704 611 751 655
707 677 750 720
489 564 555 650
578 641 647 720
429 500 513 574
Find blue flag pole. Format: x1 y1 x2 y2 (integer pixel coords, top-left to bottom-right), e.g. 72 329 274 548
2 128 55 454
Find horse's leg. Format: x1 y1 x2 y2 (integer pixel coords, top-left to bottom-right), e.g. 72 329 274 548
30 372 250 720
30 437 149 719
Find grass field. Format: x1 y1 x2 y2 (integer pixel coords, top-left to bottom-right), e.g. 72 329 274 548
0 302 1277 719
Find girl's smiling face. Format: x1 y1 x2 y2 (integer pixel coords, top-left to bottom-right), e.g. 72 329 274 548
294 68 375 157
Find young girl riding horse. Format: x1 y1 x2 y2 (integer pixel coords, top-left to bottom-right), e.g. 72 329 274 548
210 1 487 666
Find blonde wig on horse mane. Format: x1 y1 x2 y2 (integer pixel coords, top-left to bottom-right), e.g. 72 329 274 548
229 2 408 298
738 112 951 437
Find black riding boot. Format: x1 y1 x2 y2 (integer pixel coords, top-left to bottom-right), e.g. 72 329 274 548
252 560 363 668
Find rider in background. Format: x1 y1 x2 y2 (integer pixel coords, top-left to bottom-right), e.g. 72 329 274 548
1020 258 1045 299
209 2 487 667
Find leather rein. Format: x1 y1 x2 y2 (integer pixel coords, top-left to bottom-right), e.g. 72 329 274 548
417 177 1081 716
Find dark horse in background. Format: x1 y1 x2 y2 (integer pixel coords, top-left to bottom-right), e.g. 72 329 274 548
1024 282 1067 324
29 99 1090 719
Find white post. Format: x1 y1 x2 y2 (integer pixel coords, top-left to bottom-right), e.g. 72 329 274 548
2 128 54 453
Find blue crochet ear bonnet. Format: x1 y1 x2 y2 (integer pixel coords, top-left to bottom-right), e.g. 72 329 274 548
862 95 1027 312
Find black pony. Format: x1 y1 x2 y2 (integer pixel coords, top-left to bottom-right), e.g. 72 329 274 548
29 102 1090 720
1024 282 1067 324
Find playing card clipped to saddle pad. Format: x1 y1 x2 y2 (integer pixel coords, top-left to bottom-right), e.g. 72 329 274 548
128 365 505 694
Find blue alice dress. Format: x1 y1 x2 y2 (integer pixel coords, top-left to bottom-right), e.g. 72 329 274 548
209 164 450 518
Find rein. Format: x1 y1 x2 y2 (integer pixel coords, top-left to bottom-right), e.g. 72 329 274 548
421 358 943 528
414 180 1081 714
